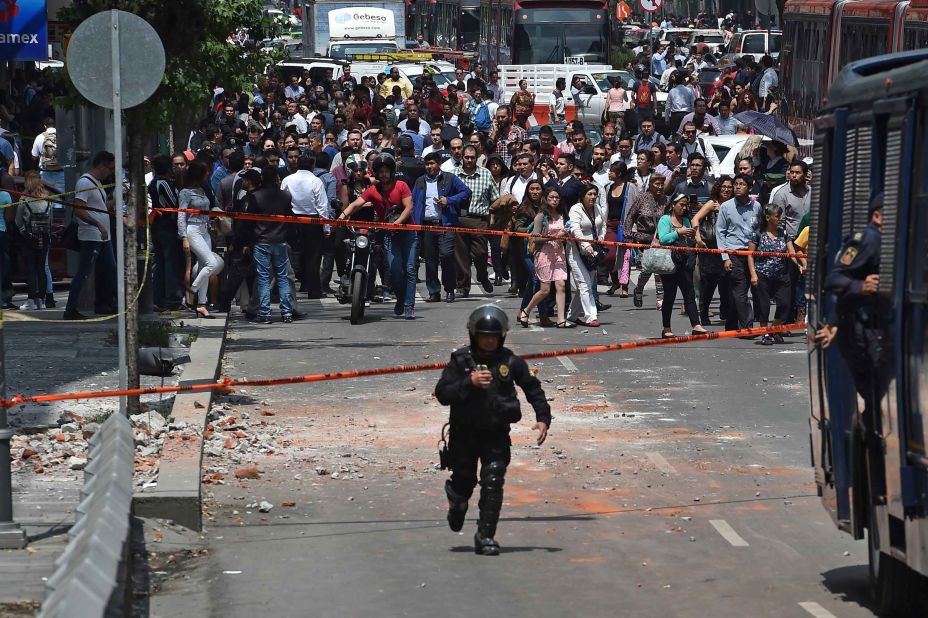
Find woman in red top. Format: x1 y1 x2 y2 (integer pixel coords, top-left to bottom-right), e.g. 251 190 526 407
339 157 417 319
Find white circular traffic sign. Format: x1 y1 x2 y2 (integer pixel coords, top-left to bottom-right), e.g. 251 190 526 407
639 0 663 12
66 10 165 110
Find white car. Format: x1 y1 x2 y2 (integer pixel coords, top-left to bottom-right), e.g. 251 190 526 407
265 8 301 28
701 134 769 177
701 134 814 177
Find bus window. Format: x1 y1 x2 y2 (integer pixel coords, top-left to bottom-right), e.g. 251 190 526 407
460 7 480 51
771 32 782 53
904 23 928 51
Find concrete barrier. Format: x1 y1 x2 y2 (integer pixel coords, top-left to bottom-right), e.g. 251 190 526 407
37 413 133 618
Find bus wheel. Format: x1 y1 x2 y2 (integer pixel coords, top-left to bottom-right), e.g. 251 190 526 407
866 471 928 615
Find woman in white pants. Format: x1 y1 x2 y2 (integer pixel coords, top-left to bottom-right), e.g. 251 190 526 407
178 160 223 319
567 184 605 327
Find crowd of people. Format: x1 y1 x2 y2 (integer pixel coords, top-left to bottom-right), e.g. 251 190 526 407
0 18 807 339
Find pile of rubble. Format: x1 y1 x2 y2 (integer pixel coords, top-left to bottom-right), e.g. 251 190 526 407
9 408 199 490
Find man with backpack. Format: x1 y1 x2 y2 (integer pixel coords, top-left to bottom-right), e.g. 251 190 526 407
634 69 658 124
31 117 64 192
468 88 493 133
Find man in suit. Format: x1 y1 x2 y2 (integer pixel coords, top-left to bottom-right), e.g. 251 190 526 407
545 152 585 208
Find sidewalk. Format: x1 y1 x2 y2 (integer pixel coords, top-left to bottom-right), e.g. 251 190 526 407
0 291 221 611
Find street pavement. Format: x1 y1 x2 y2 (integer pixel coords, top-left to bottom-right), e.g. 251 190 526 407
150 273 881 618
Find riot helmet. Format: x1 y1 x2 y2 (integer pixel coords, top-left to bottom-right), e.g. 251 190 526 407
467 304 509 347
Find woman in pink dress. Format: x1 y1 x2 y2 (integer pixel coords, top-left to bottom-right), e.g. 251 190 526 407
519 188 573 328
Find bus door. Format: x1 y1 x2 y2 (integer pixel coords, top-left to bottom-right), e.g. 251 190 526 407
810 108 876 536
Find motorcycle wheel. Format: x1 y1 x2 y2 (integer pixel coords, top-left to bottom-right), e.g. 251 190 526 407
350 270 366 324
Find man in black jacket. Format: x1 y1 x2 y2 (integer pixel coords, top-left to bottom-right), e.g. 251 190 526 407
219 168 260 315
249 166 297 324
435 305 550 555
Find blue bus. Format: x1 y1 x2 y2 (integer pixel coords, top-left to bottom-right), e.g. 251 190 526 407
807 48 928 613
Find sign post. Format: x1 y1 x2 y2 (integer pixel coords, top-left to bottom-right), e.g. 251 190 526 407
65 11 165 416
639 0 664 12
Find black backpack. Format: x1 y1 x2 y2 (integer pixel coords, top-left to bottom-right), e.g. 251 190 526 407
23 200 52 248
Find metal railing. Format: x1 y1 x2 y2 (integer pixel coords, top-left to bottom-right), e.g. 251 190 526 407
38 413 134 618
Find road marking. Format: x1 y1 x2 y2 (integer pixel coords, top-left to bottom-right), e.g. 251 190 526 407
558 356 578 372
798 602 837 618
709 519 749 547
646 451 677 474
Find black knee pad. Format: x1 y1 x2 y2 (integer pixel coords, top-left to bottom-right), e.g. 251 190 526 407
480 460 507 490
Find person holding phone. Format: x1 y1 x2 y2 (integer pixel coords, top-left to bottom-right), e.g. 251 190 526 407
656 194 707 337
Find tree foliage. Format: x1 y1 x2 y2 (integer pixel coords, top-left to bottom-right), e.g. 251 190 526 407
57 0 283 134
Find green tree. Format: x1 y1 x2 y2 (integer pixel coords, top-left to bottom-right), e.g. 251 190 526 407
57 0 282 414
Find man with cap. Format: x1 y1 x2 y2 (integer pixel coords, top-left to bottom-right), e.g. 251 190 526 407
435 304 550 556
822 193 890 504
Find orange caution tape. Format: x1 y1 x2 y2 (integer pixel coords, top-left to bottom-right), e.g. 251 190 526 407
0 323 804 409
153 207 805 259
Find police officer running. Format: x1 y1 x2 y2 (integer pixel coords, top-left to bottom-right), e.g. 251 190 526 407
435 305 551 556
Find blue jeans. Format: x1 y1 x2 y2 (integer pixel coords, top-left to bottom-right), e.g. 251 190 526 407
66 240 116 313
385 230 418 309
520 252 538 311
40 170 65 192
253 242 293 318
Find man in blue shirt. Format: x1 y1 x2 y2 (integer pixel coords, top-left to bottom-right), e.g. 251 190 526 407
651 43 670 79
412 153 471 303
716 173 761 330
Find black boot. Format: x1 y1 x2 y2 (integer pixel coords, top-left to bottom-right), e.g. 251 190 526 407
445 480 468 532
474 529 500 555
474 490 502 556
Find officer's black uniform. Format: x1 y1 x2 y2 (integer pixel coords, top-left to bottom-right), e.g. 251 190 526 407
435 305 551 555
823 194 890 495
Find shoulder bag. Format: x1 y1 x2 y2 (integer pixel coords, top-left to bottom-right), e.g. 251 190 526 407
578 208 606 272
641 234 676 275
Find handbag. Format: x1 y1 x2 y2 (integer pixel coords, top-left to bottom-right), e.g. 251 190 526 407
641 247 676 275
61 220 81 252
578 208 606 272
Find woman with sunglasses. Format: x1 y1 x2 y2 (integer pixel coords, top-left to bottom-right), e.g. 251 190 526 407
691 176 734 327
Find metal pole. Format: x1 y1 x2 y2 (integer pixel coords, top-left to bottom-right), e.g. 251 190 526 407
303 0 315 57
111 10 127 416
0 278 27 549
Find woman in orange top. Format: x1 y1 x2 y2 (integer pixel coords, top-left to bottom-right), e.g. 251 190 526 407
510 79 536 129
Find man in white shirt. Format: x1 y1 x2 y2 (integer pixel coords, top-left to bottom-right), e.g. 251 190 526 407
609 137 636 168
590 144 610 188
498 153 539 204
679 122 721 173
281 153 331 299
440 138 465 173
758 55 779 101
397 103 431 136
286 101 308 135
31 117 64 191
64 151 117 320
422 127 444 158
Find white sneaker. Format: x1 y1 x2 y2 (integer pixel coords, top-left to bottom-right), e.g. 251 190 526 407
19 299 35 310
35 299 45 309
